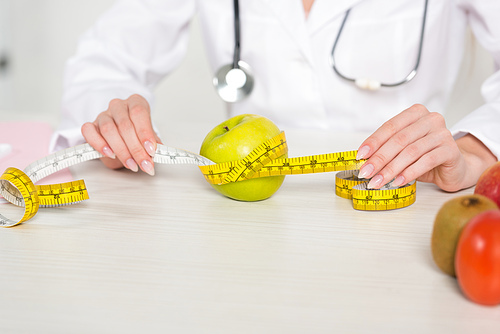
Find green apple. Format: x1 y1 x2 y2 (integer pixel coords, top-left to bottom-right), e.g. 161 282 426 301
199 114 286 201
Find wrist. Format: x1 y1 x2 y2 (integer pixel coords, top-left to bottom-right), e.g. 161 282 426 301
456 134 497 187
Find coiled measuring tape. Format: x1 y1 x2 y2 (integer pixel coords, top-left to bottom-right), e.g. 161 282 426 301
0 131 415 227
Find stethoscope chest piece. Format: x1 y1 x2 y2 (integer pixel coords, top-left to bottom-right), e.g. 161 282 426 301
213 60 254 103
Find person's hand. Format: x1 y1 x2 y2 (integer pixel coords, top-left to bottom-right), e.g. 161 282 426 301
355 104 497 192
81 94 162 175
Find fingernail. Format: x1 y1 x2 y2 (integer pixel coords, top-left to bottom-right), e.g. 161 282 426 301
358 163 374 179
125 159 139 172
356 145 370 160
144 140 156 157
102 146 116 159
367 175 384 189
141 160 155 176
392 175 406 187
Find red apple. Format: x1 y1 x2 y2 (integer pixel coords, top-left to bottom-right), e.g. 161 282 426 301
474 161 500 207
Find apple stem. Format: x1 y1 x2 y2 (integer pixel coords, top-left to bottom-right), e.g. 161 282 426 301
223 126 230 132
462 198 479 207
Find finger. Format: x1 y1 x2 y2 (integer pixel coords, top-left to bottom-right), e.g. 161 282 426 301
96 110 139 172
155 133 163 145
81 121 117 160
111 100 155 176
403 144 463 191
359 112 446 180
367 127 454 189
101 157 126 170
356 104 429 160
127 94 158 157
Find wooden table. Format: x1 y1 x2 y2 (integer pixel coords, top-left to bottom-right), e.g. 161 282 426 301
0 121 498 333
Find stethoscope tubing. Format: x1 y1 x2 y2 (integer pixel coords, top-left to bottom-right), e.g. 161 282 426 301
330 0 429 88
232 0 241 69
215 0 430 101
212 0 254 102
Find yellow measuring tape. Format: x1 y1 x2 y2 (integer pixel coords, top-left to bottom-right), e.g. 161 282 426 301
199 132 362 184
198 132 415 209
0 131 416 227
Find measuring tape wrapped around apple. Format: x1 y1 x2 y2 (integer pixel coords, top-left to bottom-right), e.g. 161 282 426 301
0 114 416 227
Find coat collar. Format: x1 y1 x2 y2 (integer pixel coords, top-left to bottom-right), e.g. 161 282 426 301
307 0 365 34
260 0 365 63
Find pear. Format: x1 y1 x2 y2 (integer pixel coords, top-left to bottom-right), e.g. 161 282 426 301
431 194 498 277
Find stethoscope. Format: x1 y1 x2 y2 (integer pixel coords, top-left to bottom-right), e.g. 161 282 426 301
213 0 429 102
213 0 254 103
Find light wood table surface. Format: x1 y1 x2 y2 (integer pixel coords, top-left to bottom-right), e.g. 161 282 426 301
0 120 498 334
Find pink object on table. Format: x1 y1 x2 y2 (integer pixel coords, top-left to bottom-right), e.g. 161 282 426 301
0 122 74 203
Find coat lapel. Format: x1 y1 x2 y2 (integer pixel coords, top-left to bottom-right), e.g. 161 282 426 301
260 0 312 61
260 0 366 63
307 0 366 35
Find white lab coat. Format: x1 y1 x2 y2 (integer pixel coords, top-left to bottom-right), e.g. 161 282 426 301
52 0 500 160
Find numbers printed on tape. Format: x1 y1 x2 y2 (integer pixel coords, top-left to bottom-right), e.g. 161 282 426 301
335 170 367 199
199 132 365 184
36 181 89 207
0 132 417 227
0 167 40 227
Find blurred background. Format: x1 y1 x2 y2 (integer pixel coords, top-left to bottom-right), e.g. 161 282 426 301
0 0 494 130
0 0 225 129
